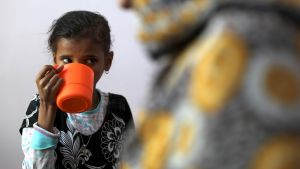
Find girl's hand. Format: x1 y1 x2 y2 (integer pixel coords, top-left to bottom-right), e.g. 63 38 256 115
35 65 64 132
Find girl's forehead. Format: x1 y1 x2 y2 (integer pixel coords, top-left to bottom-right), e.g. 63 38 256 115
56 38 104 52
53 38 106 60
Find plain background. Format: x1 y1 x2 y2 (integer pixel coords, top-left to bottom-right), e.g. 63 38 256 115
0 0 155 168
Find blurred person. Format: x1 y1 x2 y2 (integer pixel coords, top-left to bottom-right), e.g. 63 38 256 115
118 0 300 169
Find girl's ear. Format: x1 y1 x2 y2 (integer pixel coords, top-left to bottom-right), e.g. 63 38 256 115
105 51 114 71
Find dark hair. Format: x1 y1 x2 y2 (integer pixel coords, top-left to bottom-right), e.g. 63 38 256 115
48 10 111 54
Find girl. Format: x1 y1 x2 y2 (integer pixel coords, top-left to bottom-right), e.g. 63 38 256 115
19 10 134 169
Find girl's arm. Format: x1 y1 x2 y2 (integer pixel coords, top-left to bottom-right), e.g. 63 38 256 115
21 65 64 169
35 65 63 132
21 126 58 169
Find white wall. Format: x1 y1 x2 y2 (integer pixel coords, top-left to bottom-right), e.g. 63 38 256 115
0 0 155 168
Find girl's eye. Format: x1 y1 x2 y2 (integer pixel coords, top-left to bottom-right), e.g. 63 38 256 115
86 58 97 64
62 58 72 64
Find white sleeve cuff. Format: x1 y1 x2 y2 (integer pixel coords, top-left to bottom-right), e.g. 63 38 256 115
33 123 60 138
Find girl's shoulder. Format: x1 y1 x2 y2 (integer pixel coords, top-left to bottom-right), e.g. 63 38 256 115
103 91 133 123
106 92 130 110
107 92 127 102
98 89 128 106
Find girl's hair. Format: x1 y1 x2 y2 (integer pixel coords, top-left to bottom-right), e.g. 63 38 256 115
48 10 111 54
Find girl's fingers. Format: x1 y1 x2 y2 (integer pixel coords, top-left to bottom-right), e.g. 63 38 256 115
55 65 64 73
37 65 63 88
36 65 63 105
39 70 56 87
36 65 54 81
52 78 64 94
45 74 62 93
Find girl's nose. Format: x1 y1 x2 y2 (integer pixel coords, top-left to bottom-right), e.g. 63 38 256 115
72 60 83 64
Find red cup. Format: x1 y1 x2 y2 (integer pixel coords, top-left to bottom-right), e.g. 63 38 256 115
55 63 94 113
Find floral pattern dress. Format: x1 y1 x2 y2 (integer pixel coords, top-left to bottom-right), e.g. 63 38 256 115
20 91 134 169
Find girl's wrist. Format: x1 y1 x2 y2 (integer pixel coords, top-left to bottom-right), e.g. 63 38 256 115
38 102 57 132
37 121 55 133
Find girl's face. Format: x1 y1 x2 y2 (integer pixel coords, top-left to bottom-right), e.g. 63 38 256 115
54 37 113 87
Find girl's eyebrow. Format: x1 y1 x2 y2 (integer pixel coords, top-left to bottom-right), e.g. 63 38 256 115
58 54 101 59
59 54 97 58
59 55 72 58
83 54 98 58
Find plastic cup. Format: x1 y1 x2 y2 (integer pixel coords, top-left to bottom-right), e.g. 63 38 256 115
55 63 94 113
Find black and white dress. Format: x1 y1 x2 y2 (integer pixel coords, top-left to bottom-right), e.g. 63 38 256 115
20 90 135 169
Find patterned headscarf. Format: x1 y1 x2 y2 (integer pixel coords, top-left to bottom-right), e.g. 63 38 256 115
131 0 300 59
